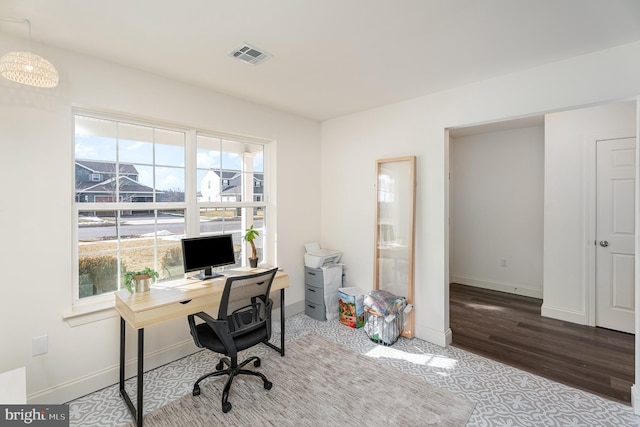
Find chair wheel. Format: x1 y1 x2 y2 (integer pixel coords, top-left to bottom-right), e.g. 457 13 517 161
264 380 272 390
216 361 224 370
222 402 232 413
193 385 201 396
253 359 261 368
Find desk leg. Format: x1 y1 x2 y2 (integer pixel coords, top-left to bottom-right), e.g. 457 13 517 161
265 288 285 356
136 328 144 427
119 318 145 427
280 288 285 356
119 318 125 393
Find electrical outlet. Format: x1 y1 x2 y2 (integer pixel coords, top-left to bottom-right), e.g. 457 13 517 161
500 258 507 268
32 335 48 356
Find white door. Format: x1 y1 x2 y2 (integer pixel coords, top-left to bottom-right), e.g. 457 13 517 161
596 137 636 334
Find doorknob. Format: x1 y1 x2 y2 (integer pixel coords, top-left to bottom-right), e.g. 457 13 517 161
599 241 609 247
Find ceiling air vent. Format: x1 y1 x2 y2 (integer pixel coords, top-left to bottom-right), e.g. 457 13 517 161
229 43 272 65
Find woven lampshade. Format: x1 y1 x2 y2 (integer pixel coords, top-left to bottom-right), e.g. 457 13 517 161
0 50 59 88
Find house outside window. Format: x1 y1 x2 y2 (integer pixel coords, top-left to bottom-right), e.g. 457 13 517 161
196 134 267 266
73 112 270 302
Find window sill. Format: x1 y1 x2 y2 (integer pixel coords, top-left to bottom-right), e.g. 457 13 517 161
62 297 119 327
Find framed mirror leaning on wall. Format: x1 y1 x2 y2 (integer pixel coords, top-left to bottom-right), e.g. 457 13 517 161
374 156 416 338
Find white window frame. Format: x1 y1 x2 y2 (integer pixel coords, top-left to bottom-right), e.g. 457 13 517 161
193 130 271 265
70 109 274 313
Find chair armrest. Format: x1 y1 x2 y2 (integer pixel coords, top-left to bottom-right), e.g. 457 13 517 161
188 311 228 348
190 311 218 324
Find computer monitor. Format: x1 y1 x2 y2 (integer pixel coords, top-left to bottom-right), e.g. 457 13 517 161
181 234 236 280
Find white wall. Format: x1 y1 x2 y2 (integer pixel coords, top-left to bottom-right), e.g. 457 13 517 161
450 126 545 298
0 38 321 403
543 101 637 324
320 40 640 348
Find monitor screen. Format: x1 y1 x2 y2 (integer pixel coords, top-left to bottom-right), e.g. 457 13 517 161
181 234 236 280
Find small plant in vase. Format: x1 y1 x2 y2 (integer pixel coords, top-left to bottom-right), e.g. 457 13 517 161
243 225 260 268
123 267 159 293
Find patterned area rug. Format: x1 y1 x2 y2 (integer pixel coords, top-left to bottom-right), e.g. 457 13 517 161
68 314 640 426
122 333 475 426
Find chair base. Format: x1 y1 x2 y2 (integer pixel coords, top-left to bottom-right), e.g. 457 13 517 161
193 355 272 413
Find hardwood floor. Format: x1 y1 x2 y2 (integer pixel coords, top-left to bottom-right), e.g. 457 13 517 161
450 283 635 404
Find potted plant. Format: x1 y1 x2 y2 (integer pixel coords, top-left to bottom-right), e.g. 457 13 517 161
124 267 159 293
243 225 260 268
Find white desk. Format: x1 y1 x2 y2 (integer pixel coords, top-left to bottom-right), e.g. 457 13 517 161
114 269 290 426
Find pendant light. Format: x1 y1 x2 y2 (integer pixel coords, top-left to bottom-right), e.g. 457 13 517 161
0 18 59 88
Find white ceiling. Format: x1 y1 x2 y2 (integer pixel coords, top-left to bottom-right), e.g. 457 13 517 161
1 0 640 121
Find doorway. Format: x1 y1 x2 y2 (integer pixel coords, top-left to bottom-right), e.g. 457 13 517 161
447 100 637 401
448 117 545 300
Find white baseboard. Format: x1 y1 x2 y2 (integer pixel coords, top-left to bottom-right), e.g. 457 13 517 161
540 304 587 325
285 300 305 316
29 339 198 404
415 324 452 347
451 275 543 299
444 328 452 346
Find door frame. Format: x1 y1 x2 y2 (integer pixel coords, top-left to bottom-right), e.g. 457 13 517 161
585 129 637 327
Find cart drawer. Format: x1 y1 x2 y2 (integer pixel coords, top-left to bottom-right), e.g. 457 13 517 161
305 283 324 304
304 299 326 321
304 267 324 287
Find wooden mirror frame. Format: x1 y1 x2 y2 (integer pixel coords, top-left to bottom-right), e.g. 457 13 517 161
373 156 416 338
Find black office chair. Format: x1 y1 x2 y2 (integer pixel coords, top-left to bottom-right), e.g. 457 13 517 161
187 268 278 413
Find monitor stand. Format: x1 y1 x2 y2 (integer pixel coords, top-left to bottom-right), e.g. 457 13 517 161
192 267 224 280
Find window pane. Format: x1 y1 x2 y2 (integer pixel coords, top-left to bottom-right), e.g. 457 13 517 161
79 252 121 297
199 207 238 235
156 166 185 202
196 135 221 169
78 210 120 298
228 230 242 269
221 139 243 170
120 164 154 203
243 172 264 202
75 115 117 161
118 123 154 164
196 209 242 269
77 208 185 299
241 207 265 266
121 246 155 279
246 143 264 173
197 169 218 202
222 170 241 202
158 208 185 281
75 117 119 203
156 129 185 167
